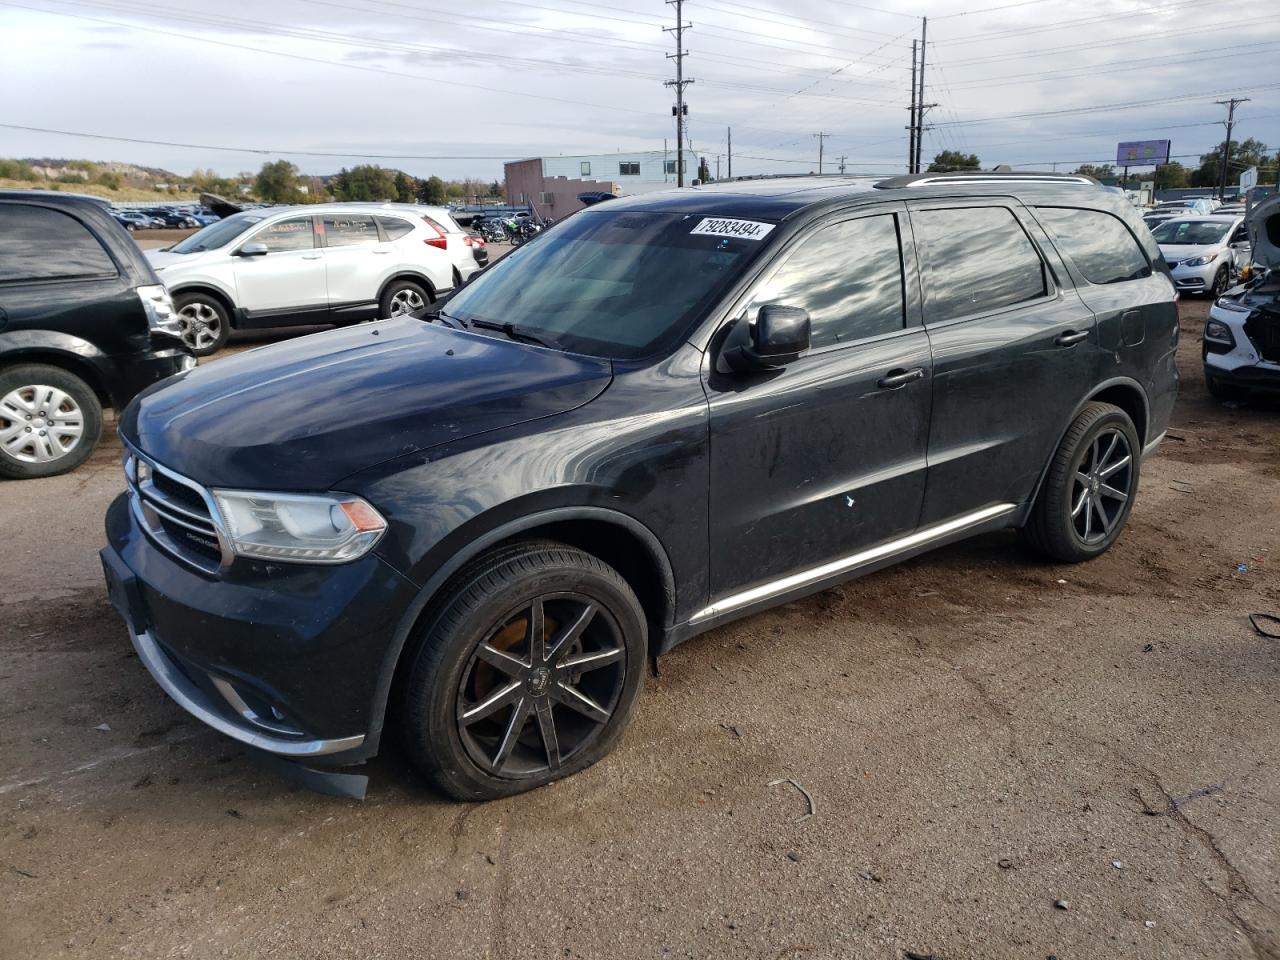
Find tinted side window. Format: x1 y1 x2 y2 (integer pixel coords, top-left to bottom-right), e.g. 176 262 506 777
323 214 378 248
0 204 116 282
254 217 315 253
377 216 414 241
1036 207 1150 285
914 206 1046 323
749 214 905 349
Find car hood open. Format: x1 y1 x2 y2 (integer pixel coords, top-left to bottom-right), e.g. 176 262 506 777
1248 195 1280 269
120 318 613 489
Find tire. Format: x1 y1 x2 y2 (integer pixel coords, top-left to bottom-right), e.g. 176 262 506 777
398 540 647 801
0 364 103 480
174 291 231 357
1210 266 1230 298
1205 372 1246 401
379 279 432 320
1022 401 1141 563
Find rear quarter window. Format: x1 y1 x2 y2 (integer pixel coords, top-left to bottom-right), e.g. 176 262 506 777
0 204 117 282
1036 207 1151 285
376 216 415 241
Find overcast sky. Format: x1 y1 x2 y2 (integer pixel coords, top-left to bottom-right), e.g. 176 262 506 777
2 0 1278 182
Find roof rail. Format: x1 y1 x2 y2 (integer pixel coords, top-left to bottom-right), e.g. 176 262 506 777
874 171 1099 190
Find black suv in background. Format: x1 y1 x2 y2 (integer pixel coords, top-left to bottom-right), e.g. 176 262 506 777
102 173 1178 800
0 192 194 479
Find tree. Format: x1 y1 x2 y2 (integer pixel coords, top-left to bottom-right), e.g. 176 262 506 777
487 180 502 199
393 171 418 203
1153 161 1187 190
1074 163 1115 180
927 150 981 172
255 160 302 203
1189 138 1270 188
330 164 398 201
417 175 447 205
97 171 122 190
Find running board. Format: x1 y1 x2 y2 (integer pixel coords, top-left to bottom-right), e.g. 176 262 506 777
689 502 1018 625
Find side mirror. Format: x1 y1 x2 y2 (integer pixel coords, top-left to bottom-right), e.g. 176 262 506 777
719 304 811 372
235 242 269 258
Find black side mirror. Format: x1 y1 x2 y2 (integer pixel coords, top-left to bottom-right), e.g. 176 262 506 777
719 304 811 372
235 241 269 258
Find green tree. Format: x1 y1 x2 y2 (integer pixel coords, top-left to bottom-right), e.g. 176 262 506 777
0 159 38 181
1074 163 1115 180
1153 161 1187 190
927 150 981 172
488 180 502 198
1189 138 1270 188
97 171 122 190
417 175 447 205
255 160 302 203
330 164 398 201
393 171 418 203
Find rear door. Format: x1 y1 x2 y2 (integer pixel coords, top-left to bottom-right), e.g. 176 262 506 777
232 215 326 326
908 199 1102 525
705 202 933 601
318 213 383 319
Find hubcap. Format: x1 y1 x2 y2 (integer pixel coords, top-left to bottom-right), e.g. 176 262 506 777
178 302 223 351
388 288 426 317
1070 428 1133 545
0 385 85 464
456 594 626 779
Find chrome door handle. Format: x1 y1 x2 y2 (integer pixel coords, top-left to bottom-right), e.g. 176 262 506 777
1055 329 1089 346
301 254 322 260
877 367 925 389
372 248 391 254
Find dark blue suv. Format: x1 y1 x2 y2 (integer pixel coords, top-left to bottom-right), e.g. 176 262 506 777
101 173 1179 800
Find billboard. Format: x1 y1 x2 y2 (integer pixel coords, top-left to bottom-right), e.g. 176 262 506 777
1116 140 1172 167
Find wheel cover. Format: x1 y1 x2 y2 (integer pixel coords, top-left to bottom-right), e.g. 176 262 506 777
0 384 85 464
388 287 426 317
178 302 223 351
456 593 627 780
1070 427 1133 546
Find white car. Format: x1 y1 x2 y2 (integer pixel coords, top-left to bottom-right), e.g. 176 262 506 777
1150 214 1250 298
145 203 465 355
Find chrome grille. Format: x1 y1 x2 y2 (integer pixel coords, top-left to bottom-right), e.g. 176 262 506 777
124 446 227 573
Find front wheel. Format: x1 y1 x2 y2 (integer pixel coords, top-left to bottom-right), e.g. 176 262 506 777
398 541 646 801
0 364 103 479
1210 266 1230 298
174 291 230 356
1022 402 1140 563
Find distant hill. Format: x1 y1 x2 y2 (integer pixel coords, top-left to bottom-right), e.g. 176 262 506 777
0 157 200 201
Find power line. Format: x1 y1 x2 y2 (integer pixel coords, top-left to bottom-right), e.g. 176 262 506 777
931 0 1055 19
937 0 1233 46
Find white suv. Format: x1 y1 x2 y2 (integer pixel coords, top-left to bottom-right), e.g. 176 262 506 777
146 203 477 355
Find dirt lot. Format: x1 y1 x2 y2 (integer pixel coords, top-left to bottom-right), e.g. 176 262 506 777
1 299 1278 960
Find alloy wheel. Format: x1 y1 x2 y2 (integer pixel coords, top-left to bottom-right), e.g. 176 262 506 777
0 385 85 464
1070 427 1133 545
456 593 627 779
388 288 426 317
178 302 223 351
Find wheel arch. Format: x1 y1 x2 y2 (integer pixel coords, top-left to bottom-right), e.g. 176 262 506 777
0 339 114 410
170 283 238 327
362 506 676 755
377 271 439 306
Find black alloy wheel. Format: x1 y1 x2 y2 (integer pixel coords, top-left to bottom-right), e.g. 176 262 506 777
1069 427 1133 546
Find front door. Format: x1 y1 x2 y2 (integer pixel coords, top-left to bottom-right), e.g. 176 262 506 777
704 203 933 604
232 215 326 327
907 200 1103 526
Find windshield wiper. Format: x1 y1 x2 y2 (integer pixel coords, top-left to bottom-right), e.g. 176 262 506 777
429 308 466 330
467 318 560 349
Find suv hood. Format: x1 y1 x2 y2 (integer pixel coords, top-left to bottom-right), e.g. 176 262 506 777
144 249 203 270
120 318 613 489
1248 195 1280 269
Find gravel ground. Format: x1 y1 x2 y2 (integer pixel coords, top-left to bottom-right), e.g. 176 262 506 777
1 298 1277 960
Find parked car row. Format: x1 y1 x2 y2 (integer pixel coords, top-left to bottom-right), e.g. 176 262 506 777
111 207 221 231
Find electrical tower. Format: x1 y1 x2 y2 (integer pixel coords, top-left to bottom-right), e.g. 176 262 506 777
664 0 693 187
1216 97 1249 200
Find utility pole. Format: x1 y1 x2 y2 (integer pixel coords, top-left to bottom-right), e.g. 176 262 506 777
727 126 732 179
814 132 830 174
664 0 693 188
715 154 720 180
1215 97 1249 201
907 39 918 173
838 155 848 174
914 18 936 175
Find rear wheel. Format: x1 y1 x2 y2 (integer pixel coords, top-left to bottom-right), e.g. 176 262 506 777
174 291 230 356
398 541 646 801
379 279 431 320
1022 402 1140 563
0 364 103 480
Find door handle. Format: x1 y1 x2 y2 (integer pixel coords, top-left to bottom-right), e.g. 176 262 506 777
1054 329 1090 346
877 367 925 389
371 248 391 254
302 254 322 260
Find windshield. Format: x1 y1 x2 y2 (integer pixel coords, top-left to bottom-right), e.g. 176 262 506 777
442 209 771 359
170 212 262 254
1151 220 1231 246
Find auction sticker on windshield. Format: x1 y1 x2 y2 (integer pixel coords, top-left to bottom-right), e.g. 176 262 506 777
690 218 776 241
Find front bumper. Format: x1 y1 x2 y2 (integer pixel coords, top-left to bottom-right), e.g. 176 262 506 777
1170 261 1220 294
102 492 418 763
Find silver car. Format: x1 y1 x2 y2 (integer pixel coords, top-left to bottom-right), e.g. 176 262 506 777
1151 215 1250 297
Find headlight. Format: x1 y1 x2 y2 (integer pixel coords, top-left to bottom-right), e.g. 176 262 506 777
1183 255 1215 267
211 490 387 563
1204 320 1234 344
